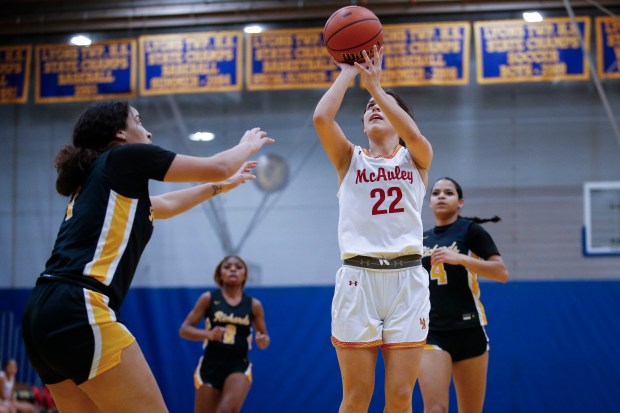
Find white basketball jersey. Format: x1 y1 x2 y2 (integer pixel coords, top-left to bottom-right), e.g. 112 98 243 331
337 145 426 259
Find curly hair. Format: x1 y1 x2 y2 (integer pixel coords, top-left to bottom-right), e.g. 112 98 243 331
55 101 129 196
213 255 249 287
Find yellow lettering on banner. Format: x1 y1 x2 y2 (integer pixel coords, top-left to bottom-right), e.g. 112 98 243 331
74 84 98 96
294 46 328 59
81 58 129 71
615 48 620 61
252 35 293 47
41 48 79 61
57 71 115 85
108 43 131 56
256 48 292 60
526 37 579 50
385 54 446 68
526 24 556 37
555 22 576 36
206 74 231 86
80 45 106 59
541 62 567 76
507 50 559 65
3 50 25 62
147 52 183 65
499 64 532 78
482 26 526 39
432 67 458 80
263 59 332 72
251 73 285 84
185 50 234 62
382 68 425 82
410 28 437 41
143 39 184 53
384 30 407 43
607 34 620 47
604 20 620 34
409 40 461 54
486 39 525 53
211 34 236 48
151 76 199 89
296 33 322 46
161 63 219 76
284 72 327 83
0 63 22 74
439 27 463 40
0 86 17 99
44 61 79 73
384 43 407 55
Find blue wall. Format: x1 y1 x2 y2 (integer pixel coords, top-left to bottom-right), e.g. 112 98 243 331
2 281 620 412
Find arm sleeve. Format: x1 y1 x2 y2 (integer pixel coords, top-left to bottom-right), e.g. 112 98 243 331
467 221 500 260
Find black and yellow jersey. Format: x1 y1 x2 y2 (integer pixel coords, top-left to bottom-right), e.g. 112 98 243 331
204 289 254 358
41 144 175 310
422 216 500 331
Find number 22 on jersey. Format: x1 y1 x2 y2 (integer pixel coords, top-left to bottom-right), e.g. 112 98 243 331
371 186 404 215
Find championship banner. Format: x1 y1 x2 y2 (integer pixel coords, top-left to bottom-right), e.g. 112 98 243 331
596 16 620 79
35 39 136 103
0 45 31 104
474 17 590 84
246 28 340 91
140 31 242 95
380 22 470 87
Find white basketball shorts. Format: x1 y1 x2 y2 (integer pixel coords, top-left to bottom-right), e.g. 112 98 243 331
331 264 430 349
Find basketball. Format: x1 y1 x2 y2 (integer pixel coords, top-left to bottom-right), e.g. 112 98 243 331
323 5 383 64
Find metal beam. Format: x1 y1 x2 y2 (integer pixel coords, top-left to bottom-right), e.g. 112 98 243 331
1 0 618 36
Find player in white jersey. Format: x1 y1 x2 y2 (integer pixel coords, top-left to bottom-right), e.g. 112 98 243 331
313 45 433 413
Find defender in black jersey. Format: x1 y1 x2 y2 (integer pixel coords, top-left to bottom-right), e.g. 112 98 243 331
179 256 270 413
419 178 509 413
21 101 273 413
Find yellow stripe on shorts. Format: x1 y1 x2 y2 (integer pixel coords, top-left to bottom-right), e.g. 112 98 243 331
84 289 135 380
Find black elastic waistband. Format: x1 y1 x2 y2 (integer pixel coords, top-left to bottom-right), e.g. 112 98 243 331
37 274 117 309
343 254 422 270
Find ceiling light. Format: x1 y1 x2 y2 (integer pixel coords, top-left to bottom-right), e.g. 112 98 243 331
523 11 543 23
189 132 215 142
244 25 263 34
70 35 92 46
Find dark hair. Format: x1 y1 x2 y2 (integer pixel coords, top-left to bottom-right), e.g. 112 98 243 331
433 177 501 224
54 101 130 196
363 89 413 148
213 255 249 287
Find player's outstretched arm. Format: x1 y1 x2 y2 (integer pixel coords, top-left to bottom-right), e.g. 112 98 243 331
151 161 256 220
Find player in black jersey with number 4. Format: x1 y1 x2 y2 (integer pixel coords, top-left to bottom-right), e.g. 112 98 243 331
179 255 270 413
419 177 508 413
21 101 274 413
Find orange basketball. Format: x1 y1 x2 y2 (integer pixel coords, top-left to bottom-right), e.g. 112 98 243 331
323 5 383 64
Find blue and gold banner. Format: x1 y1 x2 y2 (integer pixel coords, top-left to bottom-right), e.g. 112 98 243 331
381 22 470 86
140 31 242 95
596 16 620 79
246 28 340 91
35 39 136 103
474 17 590 84
0 45 31 104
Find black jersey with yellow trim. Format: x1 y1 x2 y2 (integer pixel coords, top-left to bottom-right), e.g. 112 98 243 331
42 144 176 310
422 216 500 331
204 289 254 358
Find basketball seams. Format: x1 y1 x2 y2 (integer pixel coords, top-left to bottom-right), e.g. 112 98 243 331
326 28 383 52
324 17 380 44
323 5 383 63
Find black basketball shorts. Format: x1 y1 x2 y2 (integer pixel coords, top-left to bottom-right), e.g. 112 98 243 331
424 326 489 362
